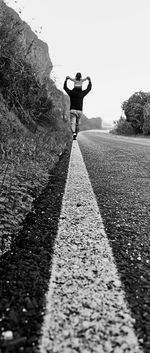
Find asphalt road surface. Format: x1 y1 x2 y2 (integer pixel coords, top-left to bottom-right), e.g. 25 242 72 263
1 130 150 353
40 139 142 353
78 130 150 352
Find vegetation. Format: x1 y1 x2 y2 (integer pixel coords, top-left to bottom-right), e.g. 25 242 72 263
111 91 150 136
80 115 102 131
0 10 55 132
0 8 71 254
112 116 135 136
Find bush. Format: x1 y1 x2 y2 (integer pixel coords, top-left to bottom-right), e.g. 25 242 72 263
122 91 150 134
143 104 150 135
111 116 135 135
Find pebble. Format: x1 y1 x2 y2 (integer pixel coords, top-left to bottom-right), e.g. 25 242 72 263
2 330 13 340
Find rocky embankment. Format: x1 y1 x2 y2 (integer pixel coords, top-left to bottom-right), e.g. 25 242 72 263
0 0 51 82
0 0 71 255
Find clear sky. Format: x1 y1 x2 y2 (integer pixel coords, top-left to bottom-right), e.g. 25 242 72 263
4 0 150 124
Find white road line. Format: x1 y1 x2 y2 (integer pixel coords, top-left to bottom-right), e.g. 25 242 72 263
39 141 142 353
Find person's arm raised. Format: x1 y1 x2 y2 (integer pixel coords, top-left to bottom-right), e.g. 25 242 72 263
82 77 92 96
81 77 88 83
63 77 71 94
68 77 76 82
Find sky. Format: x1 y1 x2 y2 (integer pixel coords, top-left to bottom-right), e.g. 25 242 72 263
4 0 150 124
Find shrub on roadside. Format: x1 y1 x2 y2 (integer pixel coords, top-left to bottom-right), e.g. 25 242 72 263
143 103 150 135
111 116 135 135
122 92 150 134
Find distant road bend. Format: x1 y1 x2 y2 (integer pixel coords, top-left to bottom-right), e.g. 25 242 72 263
39 131 150 353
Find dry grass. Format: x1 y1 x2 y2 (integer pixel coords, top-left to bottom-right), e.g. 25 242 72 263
0 96 71 254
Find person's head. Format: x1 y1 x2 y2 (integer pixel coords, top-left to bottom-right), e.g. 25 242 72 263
75 72 82 81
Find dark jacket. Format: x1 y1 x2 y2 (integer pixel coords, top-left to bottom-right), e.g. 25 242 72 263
63 79 92 111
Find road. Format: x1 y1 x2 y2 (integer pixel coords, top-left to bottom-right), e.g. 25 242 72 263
39 131 150 353
78 130 150 352
2 130 149 352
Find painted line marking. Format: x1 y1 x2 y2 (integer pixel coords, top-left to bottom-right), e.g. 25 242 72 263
39 141 142 353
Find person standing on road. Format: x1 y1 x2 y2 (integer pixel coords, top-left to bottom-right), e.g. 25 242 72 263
63 73 92 139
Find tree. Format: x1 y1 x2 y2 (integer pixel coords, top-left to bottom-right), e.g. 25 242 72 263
122 91 150 134
143 103 150 135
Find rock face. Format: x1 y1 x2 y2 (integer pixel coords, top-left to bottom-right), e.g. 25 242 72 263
0 0 70 119
0 0 52 84
20 22 52 84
